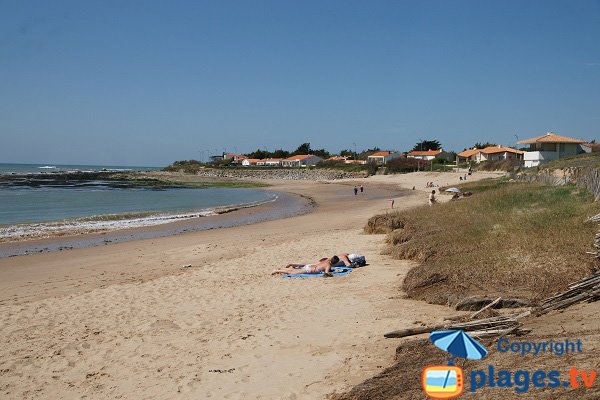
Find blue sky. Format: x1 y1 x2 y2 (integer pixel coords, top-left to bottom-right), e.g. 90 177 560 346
1 0 599 166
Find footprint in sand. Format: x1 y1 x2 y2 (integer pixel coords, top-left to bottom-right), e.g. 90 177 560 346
149 319 181 333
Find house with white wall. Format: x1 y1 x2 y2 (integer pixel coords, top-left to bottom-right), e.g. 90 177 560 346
281 154 323 167
457 146 523 163
256 158 283 166
406 149 450 161
241 159 260 166
456 148 481 163
367 151 402 165
517 132 590 167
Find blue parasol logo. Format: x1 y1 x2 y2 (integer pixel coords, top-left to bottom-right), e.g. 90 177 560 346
429 329 487 360
430 329 488 361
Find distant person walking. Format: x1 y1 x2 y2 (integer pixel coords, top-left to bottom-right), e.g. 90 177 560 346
360 185 364 193
354 186 358 196
429 190 437 206
389 199 395 209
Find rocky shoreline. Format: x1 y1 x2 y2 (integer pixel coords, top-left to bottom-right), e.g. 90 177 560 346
1 167 367 184
187 167 367 180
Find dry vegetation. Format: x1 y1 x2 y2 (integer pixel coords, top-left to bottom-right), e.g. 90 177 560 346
540 151 600 169
333 179 600 400
329 330 600 400
475 159 520 172
365 179 599 305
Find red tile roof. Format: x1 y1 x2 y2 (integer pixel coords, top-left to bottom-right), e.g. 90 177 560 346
368 151 393 157
407 150 443 156
517 132 585 144
284 154 315 161
327 156 348 161
481 146 524 155
457 149 481 158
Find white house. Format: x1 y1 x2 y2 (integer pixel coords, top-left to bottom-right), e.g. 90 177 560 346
456 148 481 163
517 132 589 168
281 154 323 167
458 146 523 163
367 151 402 165
406 149 449 161
256 158 283 166
241 159 260 166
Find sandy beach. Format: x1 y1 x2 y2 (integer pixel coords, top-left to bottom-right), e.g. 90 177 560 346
0 172 500 399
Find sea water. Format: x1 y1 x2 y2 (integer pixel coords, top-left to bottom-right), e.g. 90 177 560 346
0 175 276 240
0 163 161 175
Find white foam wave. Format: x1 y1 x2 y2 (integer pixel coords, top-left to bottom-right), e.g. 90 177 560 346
0 196 277 241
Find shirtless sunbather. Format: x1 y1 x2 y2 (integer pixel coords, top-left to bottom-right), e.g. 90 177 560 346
320 253 361 267
271 256 340 276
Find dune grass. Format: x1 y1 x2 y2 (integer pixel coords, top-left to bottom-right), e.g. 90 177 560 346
365 179 600 305
540 151 600 169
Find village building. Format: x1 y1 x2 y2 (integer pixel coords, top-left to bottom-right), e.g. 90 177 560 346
456 148 481 164
281 154 323 167
406 149 451 161
366 151 402 165
326 156 349 162
457 146 524 163
222 153 248 164
241 159 260 166
517 132 590 167
256 158 283 166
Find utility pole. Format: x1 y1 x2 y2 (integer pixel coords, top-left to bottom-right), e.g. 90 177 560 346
352 142 357 160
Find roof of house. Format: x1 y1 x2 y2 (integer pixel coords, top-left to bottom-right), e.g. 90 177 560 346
284 154 319 161
243 159 260 163
517 132 586 144
481 146 524 154
407 150 443 156
258 158 283 162
368 151 393 157
457 148 481 158
327 156 348 161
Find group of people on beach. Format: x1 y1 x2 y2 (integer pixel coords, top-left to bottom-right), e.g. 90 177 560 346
271 253 363 277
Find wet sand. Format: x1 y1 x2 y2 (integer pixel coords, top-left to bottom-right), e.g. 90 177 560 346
0 191 311 258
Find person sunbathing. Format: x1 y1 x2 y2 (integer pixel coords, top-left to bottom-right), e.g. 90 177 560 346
271 256 340 276
311 253 365 268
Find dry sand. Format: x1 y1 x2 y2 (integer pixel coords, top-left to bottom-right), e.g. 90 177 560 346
0 172 500 399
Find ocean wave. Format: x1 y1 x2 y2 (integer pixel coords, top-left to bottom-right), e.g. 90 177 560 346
0 196 277 242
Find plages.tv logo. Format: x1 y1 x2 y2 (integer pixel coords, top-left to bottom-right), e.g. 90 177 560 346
422 329 488 399
422 365 464 399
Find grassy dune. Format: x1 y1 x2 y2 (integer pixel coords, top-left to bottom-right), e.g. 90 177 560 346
365 179 599 304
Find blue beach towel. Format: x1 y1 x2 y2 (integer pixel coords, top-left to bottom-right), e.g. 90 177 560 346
282 266 352 278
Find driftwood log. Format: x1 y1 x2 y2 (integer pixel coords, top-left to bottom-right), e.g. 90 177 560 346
384 316 520 338
385 270 600 339
535 271 600 315
470 296 502 318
